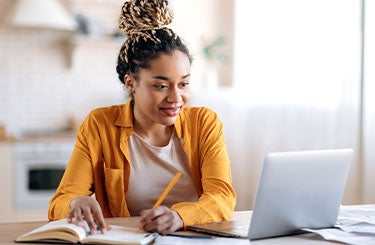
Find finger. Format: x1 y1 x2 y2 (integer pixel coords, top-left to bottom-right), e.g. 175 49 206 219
145 210 183 234
142 212 170 233
73 208 85 227
140 206 171 227
157 212 176 234
143 221 166 233
66 210 75 223
159 224 174 235
148 222 171 234
139 208 158 227
141 206 168 220
92 205 108 233
82 207 97 234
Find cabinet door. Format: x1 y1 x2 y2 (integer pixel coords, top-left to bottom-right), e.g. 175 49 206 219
0 143 14 222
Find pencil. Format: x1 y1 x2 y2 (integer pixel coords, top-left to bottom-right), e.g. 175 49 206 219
153 172 182 208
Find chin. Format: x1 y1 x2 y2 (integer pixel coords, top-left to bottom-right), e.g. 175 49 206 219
161 117 177 126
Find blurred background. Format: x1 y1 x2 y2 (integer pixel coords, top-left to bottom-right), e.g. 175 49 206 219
0 0 374 222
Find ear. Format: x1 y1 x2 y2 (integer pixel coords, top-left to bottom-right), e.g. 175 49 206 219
124 74 136 94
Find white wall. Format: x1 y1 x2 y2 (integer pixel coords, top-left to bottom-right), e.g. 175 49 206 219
363 0 375 203
0 0 126 136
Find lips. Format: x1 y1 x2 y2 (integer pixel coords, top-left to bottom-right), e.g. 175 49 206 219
161 106 181 116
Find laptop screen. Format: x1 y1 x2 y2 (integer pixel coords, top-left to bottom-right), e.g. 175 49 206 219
249 148 353 239
188 149 353 240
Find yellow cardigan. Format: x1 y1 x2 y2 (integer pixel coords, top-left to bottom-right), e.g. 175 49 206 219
48 101 236 226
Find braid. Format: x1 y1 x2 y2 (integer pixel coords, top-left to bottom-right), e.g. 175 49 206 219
119 0 173 39
116 0 192 85
118 0 176 63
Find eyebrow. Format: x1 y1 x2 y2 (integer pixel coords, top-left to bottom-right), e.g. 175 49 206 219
152 74 191 81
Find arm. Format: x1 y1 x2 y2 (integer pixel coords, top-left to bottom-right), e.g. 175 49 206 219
48 114 109 233
48 122 94 220
171 108 237 227
139 108 235 233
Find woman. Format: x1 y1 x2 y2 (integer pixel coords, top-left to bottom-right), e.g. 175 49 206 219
48 0 236 235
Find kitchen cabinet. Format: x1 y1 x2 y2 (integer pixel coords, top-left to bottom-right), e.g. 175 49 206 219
67 35 123 68
0 135 75 223
0 142 46 222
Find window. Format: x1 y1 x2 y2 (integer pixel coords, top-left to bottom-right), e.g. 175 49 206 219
233 0 361 108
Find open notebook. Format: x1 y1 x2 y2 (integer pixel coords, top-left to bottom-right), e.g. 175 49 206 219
188 148 353 240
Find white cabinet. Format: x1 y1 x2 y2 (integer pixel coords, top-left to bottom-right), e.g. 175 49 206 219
0 142 14 221
0 142 48 222
0 139 73 222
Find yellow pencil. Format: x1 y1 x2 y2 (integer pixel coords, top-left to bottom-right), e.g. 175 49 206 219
153 172 182 208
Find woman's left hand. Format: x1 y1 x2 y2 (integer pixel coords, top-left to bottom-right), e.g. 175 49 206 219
139 206 183 234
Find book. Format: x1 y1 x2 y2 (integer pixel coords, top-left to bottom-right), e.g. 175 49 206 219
15 218 158 244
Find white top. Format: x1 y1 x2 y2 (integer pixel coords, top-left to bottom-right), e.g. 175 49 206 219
126 130 199 216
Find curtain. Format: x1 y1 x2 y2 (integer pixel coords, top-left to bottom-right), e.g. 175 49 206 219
192 0 365 210
363 0 375 203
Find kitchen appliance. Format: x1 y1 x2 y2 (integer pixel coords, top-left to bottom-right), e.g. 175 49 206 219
14 141 75 209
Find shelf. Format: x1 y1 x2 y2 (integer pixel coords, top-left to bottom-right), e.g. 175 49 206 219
63 35 124 68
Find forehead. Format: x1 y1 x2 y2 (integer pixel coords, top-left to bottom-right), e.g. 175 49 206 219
146 50 191 74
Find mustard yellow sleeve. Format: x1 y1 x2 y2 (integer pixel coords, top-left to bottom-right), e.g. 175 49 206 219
48 117 95 220
171 108 236 227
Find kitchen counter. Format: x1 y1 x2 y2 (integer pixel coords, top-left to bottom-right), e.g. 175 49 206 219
0 130 77 143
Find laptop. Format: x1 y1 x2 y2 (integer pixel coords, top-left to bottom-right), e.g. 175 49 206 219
188 148 353 240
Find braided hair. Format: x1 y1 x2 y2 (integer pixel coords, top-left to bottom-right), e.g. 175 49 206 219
116 0 192 85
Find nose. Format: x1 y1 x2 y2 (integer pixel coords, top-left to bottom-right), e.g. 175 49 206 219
167 86 182 103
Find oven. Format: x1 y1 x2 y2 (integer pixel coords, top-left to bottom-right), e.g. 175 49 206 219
14 141 75 209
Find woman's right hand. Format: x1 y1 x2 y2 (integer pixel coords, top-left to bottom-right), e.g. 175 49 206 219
67 196 110 234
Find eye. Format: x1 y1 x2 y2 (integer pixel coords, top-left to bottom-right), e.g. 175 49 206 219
180 82 190 89
154 84 168 90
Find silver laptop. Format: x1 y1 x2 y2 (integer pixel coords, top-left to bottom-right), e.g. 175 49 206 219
188 148 353 240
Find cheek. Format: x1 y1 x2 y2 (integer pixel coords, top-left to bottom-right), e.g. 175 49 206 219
142 91 163 106
182 91 191 102
137 87 155 99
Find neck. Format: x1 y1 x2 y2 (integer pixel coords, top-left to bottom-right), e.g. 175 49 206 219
134 122 174 147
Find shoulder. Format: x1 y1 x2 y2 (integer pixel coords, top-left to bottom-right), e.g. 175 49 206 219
180 106 216 115
176 106 225 142
82 104 126 129
87 104 124 121
179 106 221 125
89 104 124 117
77 104 128 137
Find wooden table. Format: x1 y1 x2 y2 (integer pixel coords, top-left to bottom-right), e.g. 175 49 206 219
0 212 340 244
0 216 141 244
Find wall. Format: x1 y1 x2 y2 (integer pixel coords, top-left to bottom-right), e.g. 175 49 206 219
172 0 234 88
0 0 126 136
363 0 375 203
0 0 234 136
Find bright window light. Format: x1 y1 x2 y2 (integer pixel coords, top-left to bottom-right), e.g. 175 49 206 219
233 0 361 108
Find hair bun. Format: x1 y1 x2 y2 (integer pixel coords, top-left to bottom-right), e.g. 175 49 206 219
119 0 174 36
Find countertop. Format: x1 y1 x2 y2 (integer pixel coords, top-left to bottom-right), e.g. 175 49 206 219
0 130 76 143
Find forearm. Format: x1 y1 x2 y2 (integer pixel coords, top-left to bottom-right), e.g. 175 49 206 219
48 134 94 220
171 179 236 227
48 193 76 220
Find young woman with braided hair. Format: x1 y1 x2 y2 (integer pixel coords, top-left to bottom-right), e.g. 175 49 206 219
48 0 236 235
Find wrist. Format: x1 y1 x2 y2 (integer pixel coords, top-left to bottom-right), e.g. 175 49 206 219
172 210 184 230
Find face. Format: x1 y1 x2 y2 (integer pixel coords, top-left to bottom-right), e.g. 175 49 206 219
125 50 191 127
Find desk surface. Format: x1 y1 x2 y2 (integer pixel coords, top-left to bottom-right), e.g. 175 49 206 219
0 211 339 244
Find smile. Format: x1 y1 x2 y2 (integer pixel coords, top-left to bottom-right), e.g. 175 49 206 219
160 107 181 117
